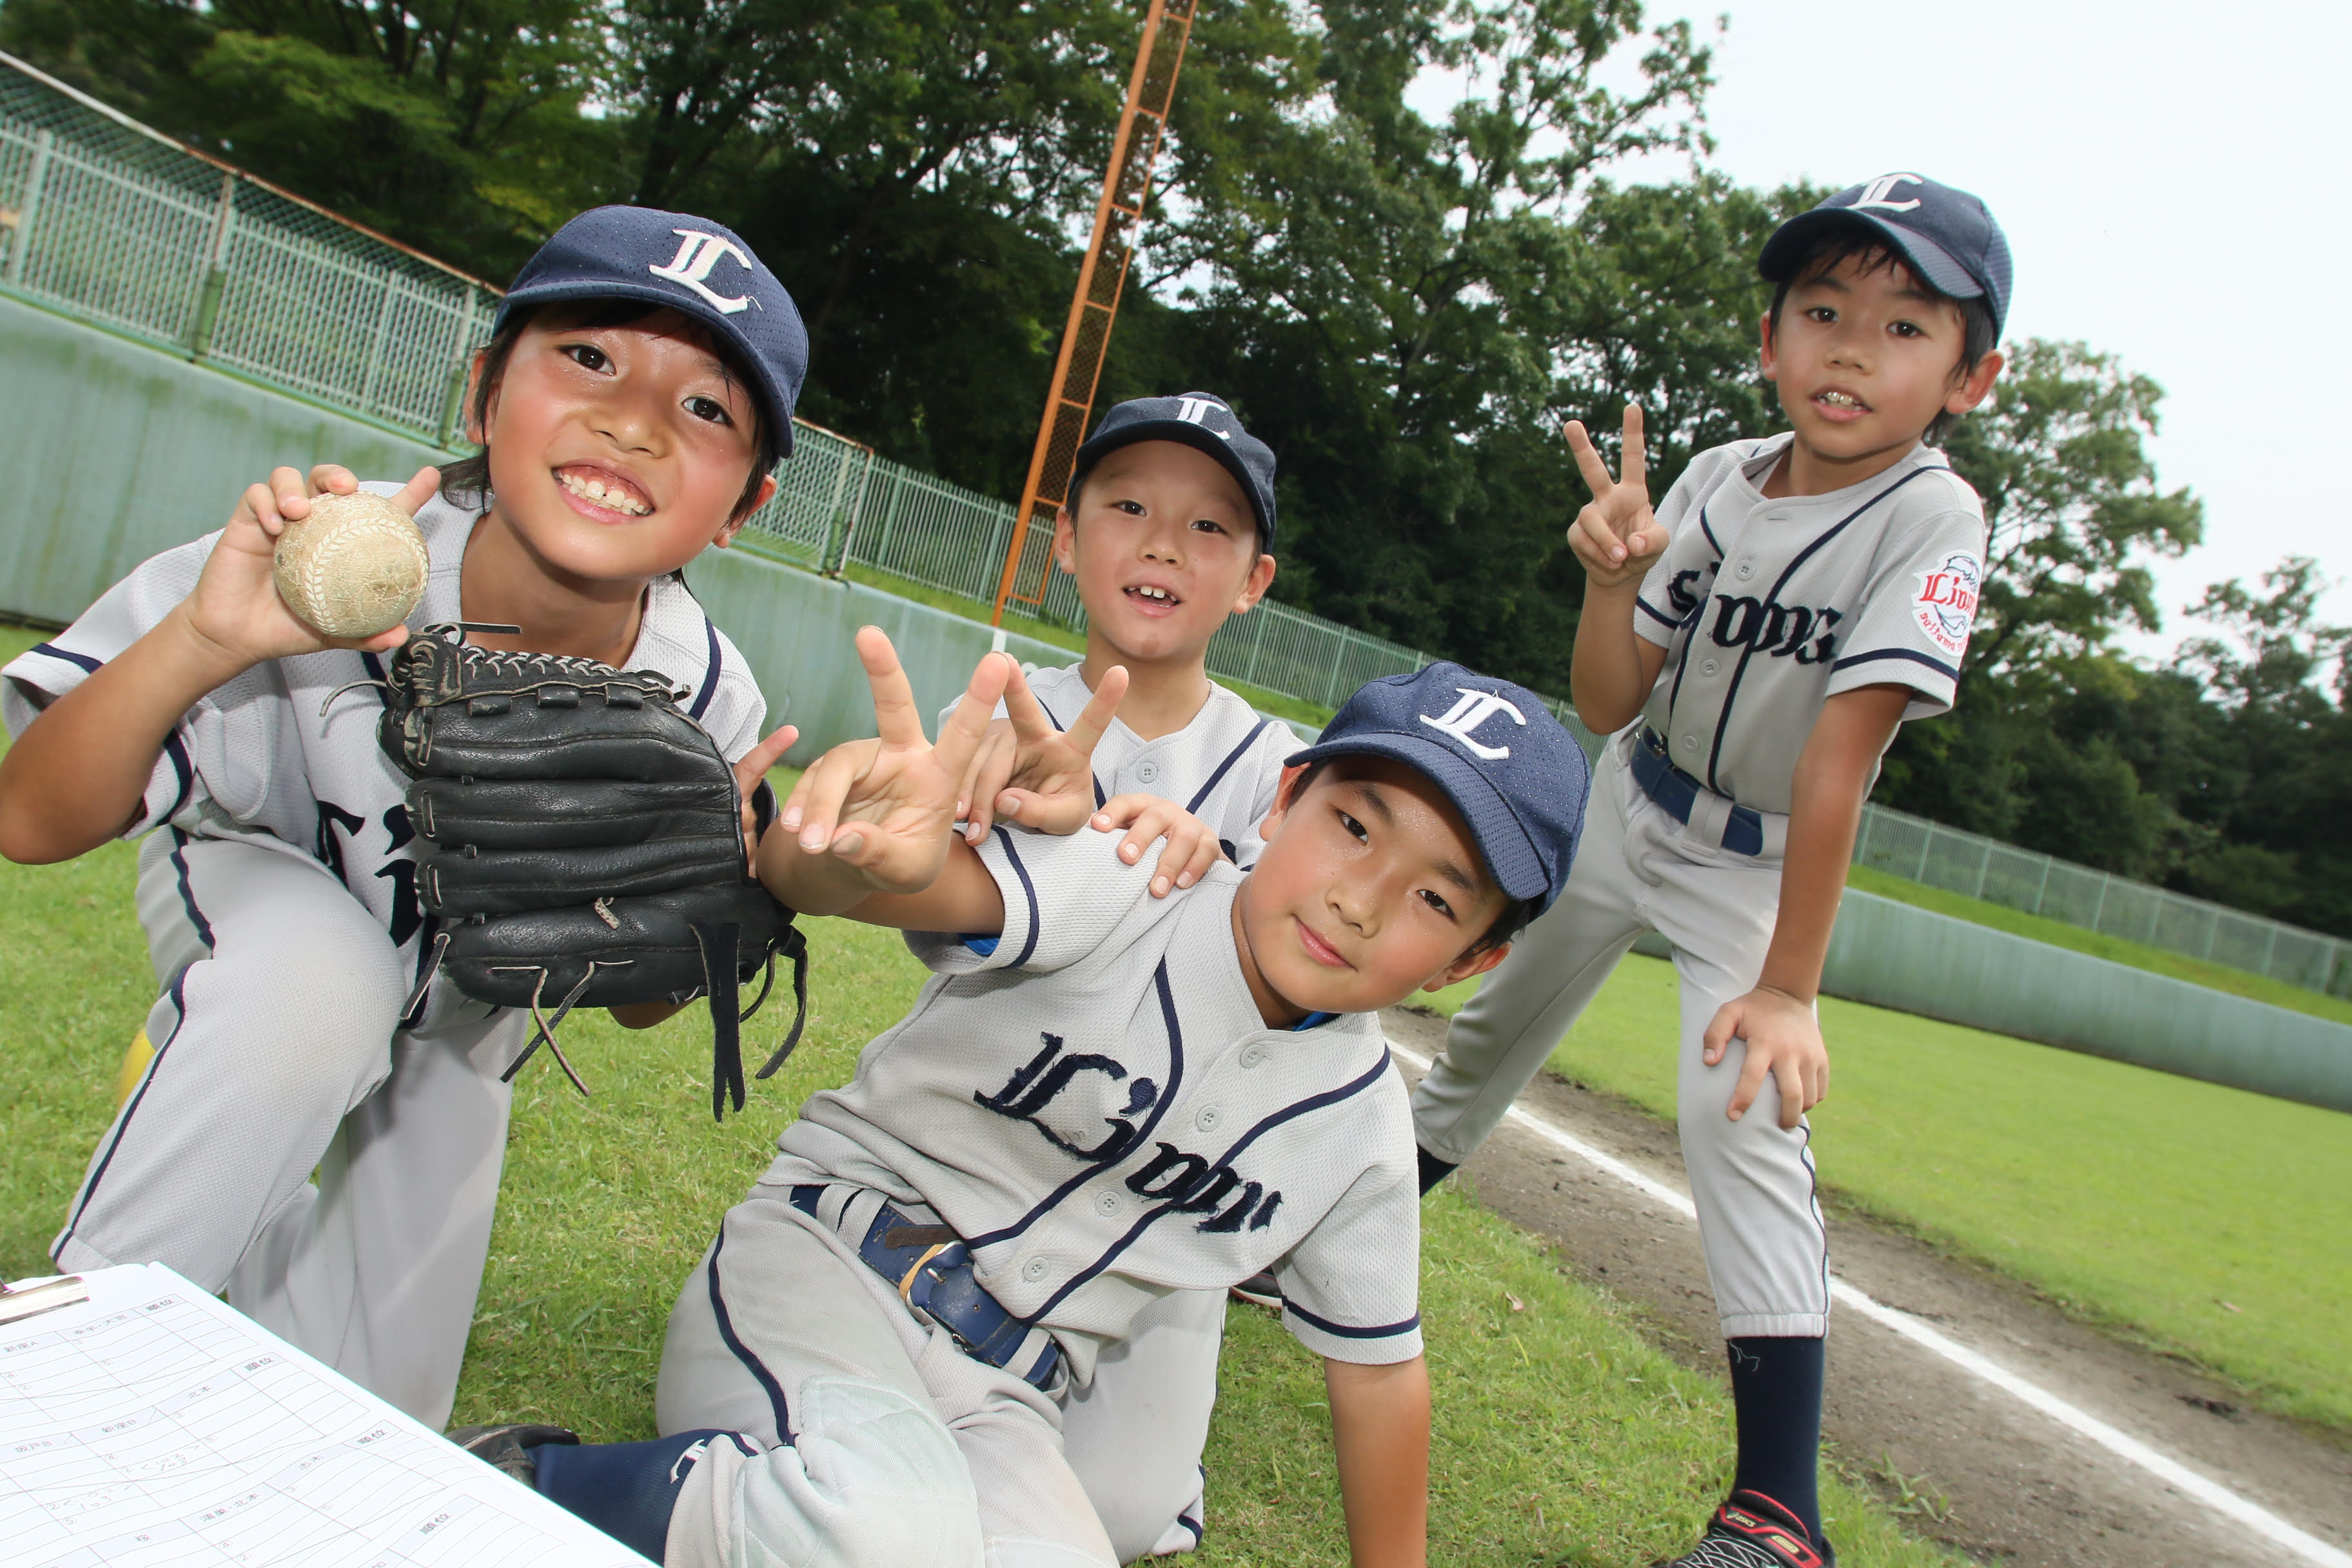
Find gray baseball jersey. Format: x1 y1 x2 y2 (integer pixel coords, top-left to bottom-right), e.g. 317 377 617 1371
768 824 1424 1384
1632 434 1987 812
955 663 1300 865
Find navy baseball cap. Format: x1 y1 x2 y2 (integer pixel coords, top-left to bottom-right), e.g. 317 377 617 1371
1759 172 2012 337
1286 663 1590 916
496 206 808 456
1073 393 1279 551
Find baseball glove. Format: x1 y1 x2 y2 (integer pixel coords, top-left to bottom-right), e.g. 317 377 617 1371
371 622 806 1119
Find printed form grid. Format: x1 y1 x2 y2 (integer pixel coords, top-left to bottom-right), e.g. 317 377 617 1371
0 1275 644 1567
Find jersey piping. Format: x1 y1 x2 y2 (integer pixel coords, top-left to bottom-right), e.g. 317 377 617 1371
992 827 1044 969
708 1217 796 1440
1186 718 1277 814
1703 464 1943 794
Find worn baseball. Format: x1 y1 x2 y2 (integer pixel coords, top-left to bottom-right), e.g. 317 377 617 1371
272 491 430 638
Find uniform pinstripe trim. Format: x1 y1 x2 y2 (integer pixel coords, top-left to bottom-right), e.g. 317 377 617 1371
59 960 194 1255
1634 596 1680 630
707 1220 795 1440
1829 646 1961 682
1031 1045 1398 1320
1704 465 1941 794
158 734 195 825
991 827 1043 969
167 829 215 948
27 640 102 674
1696 503 1724 555
687 619 723 720
965 961 1187 1250
1185 719 1276 814
1284 1300 1420 1340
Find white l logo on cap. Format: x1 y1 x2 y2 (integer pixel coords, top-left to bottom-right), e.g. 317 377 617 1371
649 229 756 315
1851 173 1924 213
1420 689 1525 761
1173 396 1233 440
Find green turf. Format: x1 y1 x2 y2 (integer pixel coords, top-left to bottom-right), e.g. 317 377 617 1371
1846 864 2352 1025
1422 949 2352 1435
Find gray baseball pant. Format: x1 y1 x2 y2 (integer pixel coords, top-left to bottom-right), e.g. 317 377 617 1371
52 830 524 1427
656 1181 1119 1567
1411 738 1831 1337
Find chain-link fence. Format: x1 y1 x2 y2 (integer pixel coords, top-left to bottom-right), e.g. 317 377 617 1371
9 50 2344 997
1852 802 2351 996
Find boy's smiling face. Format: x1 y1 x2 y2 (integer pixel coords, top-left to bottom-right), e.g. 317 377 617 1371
1233 756 1513 1024
1761 251 2001 471
1054 440 1275 669
476 306 774 582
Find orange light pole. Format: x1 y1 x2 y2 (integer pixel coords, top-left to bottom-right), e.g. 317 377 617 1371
990 0 1198 625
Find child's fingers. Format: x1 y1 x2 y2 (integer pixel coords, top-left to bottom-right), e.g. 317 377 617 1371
1090 791 1153 830
1561 420 1618 500
1114 803 1184 866
934 650 1014 785
734 725 800 803
1725 1041 1768 1123
789 744 868 851
1000 660 1054 745
390 465 440 516
1700 1001 1737 1067
997 785 1093 836
1774 1055 1807 1131
306 464 360 498
1619 403 1647 495
854 626 926 750
963 732 1019 842
1150 826 1224 897
271 466 314 520
1062 665 1130 758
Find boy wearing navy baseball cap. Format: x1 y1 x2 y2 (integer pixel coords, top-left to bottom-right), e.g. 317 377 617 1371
1411 173 2010 1566
455 638 1589 1568
0 202 810 1431
903 391 1297 1555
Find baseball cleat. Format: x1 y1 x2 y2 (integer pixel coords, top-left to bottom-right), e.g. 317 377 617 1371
447 1423 580 1487
1228 1269 1282 1309
1651 1491 1832 1568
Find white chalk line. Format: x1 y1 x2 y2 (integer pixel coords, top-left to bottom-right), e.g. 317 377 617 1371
1387 1043 2351 1568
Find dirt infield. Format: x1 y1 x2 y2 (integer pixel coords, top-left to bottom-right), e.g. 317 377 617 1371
1382 1006 2352 1568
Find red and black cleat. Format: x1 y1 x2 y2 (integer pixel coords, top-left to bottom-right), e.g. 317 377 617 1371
1652 1491 1834 1568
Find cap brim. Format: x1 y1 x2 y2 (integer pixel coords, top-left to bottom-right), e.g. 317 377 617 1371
1074 420 1271 547
1758 210 1986 306
1281 730 1549 904
495 277 798 458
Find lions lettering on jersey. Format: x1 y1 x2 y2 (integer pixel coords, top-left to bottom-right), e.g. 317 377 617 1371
974 1020 1284 1235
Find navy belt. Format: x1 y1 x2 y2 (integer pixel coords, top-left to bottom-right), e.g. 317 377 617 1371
790 1185 1061 1391
1631 729 1768 857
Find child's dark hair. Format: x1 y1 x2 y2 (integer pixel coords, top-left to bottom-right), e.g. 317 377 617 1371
1285 759 1540 959
1767 226 1998 445
438 299 780 518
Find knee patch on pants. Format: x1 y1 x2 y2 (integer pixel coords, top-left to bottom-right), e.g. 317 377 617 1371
709 1376 985 1568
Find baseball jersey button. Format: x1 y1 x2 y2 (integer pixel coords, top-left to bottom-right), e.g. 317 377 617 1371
1681 734 1698 752
1194 1104 1222 1132
1094 1190 1123 1217
1735 562 1756 580
1701 659 1720 676
1022 1257 1050 1282
1239 1042 1268 1069
1135 760 1161 784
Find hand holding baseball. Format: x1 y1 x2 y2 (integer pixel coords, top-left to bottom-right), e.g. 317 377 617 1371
1563 405 1667 591
178 464 437 671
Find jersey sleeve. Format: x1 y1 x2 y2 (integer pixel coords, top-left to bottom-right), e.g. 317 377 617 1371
1633 452 1734 649
1275 1155 1424 1365
904 823 1161 977
1824 484 1989 718
1 533 231 838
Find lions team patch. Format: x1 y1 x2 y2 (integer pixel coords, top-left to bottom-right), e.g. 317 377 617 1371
1912 552 1981 658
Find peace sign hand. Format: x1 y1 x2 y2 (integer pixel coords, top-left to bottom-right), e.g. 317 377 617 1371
767 627 1012 910
1563 405 1667 592
954 660 1131 841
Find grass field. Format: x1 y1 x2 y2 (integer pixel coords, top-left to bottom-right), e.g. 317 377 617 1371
0 823 1956 1565
1420 951 2352 1435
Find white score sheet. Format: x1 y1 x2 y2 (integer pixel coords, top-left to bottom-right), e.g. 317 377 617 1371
0 1262 652 1567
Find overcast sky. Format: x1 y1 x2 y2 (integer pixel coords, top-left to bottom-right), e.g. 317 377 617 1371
1442 0 2351 662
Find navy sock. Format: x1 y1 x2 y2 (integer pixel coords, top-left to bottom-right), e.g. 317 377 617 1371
530 1428 749 1560
1725 1336 1825 1545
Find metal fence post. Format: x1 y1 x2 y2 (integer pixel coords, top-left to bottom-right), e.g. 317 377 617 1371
828 449 876 574
869 467 906 573
1854 806 1876 867
1322 627 1353 709
5 127 54 286
1915 821 1932 883
355 268 400 414
1243 607 1269 688
1973 840 1991 900
185 170 235 360
2090 872 2110 934
2031 854 2052 916
438 288 480 449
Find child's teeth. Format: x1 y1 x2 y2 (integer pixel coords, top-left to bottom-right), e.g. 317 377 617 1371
587 479 608 498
